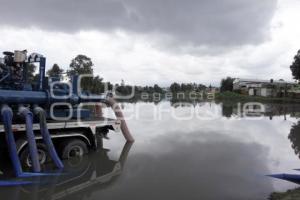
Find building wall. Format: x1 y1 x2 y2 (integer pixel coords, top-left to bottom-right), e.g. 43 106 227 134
249 88 254 96
248 88 261 96
261 88 272 97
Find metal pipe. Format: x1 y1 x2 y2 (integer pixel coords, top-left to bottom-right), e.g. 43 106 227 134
0 89 108 105
268 173 300 185
0 72 9 83
0 181 33 186
18 106 41 172
0 90 48 105
0 105 23 177
34 106 64 169
106 98 134 142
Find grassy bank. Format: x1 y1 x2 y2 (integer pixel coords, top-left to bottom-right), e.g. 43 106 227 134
215 91 300 103
269 188 300 200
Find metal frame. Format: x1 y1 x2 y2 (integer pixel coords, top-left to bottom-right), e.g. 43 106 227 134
0 118 121 133
0 117 121 154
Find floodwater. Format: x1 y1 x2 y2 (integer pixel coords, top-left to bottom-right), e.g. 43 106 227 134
0 101 300 200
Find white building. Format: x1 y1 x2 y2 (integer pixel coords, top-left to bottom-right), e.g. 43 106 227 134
233 78 297 97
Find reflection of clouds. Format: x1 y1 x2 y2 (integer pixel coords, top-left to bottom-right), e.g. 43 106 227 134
100 131 274 200
106 102 299 194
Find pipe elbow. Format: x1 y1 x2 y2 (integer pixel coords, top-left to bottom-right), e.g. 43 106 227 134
1 104 12 115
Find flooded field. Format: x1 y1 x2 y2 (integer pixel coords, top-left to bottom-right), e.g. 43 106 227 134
0 101 300 200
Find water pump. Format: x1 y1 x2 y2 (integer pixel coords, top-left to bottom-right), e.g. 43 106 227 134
0 50 133 181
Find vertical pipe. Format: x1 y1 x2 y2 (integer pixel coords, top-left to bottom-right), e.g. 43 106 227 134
38 57 46 91
34 106 64 169
0 105 23 177
18 106 41 172
106 98 134 142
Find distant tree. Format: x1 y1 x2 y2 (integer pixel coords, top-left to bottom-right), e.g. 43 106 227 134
67 55 94 76
116 85 128 95
47 64 64 79
196 84 206 92
290 50 300 81
153 84 163 93
148 86 154 93
26 63 37 84
185 83 193 91
90 75 104 94
67 55 94 91
181 83 187 91
220 77 234 92
170 82 181 93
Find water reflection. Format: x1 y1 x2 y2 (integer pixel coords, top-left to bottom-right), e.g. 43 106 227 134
0 141 133 200
221 102 300 119
0 101 300 199
289 121 300 159
115 131 274 200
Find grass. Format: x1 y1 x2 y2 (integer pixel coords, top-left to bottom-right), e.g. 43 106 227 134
215 91 300 103
269 188 300 200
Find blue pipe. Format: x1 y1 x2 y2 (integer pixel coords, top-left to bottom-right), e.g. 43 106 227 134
0 181 33 187
0 105 59 178
34 106 64 169
0 89 108 105
0 90 48 105
18 106 41 173
0 105 23 177
268 173 300 184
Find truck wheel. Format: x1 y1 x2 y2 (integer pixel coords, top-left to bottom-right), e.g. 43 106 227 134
60 139 88 160
20 143 49 168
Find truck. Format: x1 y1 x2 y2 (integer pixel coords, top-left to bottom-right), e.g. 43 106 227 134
0 113 121 168
0 50 133 178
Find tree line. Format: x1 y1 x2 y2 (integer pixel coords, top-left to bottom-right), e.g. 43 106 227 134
46 54 210 97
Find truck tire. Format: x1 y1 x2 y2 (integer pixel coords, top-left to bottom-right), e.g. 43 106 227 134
20 143 49 168
59 139 88 160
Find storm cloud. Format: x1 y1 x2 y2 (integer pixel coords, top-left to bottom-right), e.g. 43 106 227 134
0 0 277 47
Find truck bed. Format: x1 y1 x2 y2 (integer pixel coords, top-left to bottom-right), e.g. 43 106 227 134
0 117 121 133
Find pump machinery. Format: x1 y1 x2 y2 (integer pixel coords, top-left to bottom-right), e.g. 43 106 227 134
0 50 133 184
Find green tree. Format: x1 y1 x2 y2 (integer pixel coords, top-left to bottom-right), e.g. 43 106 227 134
170 82 181 93
290 50 300 81
67 55 94 91
90 75 104 94
47 63 64 79
197 84 206 92
220 77 234 92
67 55 94 76
26 63 37 84
153 84 163 93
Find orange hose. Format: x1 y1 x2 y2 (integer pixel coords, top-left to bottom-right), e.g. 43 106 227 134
107 98 134 142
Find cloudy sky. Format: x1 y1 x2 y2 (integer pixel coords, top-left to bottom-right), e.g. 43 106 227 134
0 0 299 86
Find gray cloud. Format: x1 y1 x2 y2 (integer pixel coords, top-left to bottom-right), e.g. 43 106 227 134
0 0 277 47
